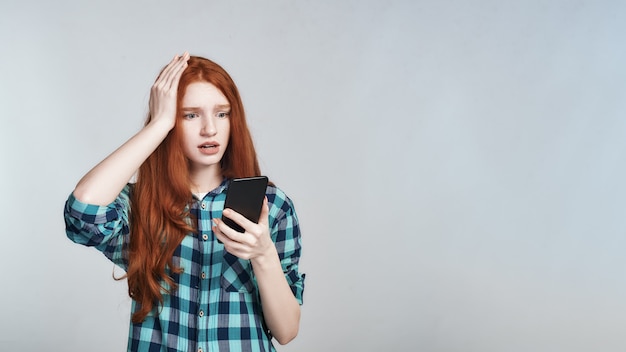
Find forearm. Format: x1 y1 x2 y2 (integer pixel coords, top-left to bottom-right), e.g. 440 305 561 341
252 247 301 345
73 119 172 205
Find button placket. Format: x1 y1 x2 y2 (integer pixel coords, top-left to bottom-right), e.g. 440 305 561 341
196 194 213 348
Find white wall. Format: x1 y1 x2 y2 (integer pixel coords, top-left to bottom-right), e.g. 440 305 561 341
2 0 626 351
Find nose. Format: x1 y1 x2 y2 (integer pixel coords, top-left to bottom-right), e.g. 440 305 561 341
201 116 217 136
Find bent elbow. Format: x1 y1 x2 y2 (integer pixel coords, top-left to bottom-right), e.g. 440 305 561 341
274 326 299 345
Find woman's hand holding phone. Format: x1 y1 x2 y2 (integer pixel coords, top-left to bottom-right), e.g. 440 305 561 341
212 198 276 261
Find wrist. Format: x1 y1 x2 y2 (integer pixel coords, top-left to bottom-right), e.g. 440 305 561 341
146 116 175 133
251 245 280 271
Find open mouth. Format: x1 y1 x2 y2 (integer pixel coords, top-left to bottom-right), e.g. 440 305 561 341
199 142 219 149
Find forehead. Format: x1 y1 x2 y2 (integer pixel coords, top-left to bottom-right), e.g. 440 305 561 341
182 82 229 106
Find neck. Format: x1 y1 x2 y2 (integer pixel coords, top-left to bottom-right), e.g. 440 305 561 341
189 165 223 193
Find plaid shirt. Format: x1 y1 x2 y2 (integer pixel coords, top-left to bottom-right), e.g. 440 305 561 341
64 179 305 352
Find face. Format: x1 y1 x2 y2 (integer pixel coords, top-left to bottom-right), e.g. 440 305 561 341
180 82 231 173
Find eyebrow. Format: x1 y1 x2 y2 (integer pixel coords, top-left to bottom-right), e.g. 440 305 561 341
181 107 203 112
214 104 231 111
181 104 231 111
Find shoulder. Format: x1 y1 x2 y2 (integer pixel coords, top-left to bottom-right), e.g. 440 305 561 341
266 184 296 213
265 183 301 238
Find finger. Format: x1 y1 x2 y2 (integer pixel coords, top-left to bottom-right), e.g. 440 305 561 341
222 208 261 236
213 219 234 245
167 52 189 90
213 218 249 243
213 225 229 244
154 54 182 85
258 197 270 226
222 242 253 260
165 52 189 89
160 52 189 91
213 226 245 256
155 52 188 89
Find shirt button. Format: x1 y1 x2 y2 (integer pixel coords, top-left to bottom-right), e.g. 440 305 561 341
201 202 207 209
201 272 206 279
202 234 208 241
199 310 204 317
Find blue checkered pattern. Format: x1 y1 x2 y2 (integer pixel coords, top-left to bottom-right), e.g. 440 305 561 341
64 179 305 352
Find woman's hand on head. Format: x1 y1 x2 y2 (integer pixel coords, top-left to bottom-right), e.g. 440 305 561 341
149 52 190 130
213 198 277 261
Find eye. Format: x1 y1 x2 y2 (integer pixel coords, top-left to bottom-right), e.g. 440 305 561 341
216 111 231 119
183 113 199 119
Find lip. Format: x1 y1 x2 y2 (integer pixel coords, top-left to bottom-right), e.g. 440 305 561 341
198 141 220 148
197 141 220 155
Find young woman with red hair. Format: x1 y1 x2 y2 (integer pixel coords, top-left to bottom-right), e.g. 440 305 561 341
64 53 305 351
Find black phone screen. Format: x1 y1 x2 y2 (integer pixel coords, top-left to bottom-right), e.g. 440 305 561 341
222 176 269 233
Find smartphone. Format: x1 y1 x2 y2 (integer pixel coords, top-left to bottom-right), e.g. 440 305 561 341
222 176 269 233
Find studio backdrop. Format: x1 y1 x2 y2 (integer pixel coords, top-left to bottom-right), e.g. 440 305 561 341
1 1 625 351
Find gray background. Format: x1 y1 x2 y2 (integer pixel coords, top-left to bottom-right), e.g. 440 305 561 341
2 0 626 351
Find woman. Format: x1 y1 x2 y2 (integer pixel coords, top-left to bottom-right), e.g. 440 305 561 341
64 53 305 352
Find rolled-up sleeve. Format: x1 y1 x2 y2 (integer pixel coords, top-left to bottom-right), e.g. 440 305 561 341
268 187 306 305
64 185 131 269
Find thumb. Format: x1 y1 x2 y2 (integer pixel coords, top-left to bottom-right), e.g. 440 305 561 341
258 197 270 226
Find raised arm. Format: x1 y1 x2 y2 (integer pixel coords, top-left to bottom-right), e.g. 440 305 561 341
73 53 189 205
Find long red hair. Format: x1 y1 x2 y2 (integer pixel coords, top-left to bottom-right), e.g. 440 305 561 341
126 56 261 323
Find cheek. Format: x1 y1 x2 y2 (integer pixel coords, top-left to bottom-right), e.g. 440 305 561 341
221 121 231 143
180 127 193 146
179 124 196 153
